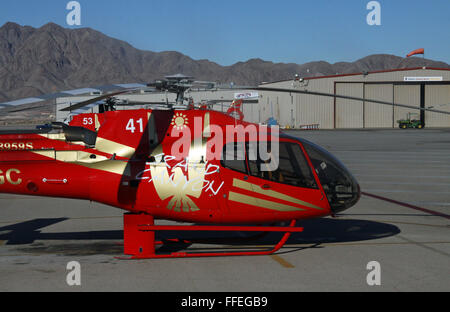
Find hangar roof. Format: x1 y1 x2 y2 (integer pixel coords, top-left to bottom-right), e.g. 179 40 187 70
261 67 450 85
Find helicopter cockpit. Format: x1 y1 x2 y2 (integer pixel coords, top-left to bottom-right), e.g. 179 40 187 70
221 136 360 214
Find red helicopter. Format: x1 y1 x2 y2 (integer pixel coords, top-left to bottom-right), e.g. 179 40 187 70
0 75 447 259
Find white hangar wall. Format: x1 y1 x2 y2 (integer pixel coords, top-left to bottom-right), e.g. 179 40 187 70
259 68 450 129
55 68 450 129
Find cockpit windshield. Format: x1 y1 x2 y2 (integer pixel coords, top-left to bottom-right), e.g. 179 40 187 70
301 139 360 213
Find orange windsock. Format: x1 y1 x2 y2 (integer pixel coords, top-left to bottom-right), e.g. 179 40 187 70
406 48 425 57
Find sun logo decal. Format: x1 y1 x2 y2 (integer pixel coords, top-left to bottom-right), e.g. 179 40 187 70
171 113 189 130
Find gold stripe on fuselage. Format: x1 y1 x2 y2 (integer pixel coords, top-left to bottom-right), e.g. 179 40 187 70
30 150 129 176
228 191 304 212
37 133 66 141
31 150 108 163
95 137 136 159
232 179 323 210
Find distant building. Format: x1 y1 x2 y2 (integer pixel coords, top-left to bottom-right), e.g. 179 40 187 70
258 67 450 129
56 67 450 129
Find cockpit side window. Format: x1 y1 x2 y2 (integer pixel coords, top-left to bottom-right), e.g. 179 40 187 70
247 142 318 189
221 142 248 174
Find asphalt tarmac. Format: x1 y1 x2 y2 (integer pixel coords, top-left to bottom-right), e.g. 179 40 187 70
0 128 449 292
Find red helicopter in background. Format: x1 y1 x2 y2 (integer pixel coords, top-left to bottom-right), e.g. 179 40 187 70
0 75 447 259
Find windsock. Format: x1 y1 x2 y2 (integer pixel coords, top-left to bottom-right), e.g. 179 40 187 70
406 48 425 58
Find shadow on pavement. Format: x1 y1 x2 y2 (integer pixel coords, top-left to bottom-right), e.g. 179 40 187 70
0 217 400 256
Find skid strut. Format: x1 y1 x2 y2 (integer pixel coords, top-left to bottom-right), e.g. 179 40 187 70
121 213 303 259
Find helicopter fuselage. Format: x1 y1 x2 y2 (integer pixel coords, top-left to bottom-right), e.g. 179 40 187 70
0 109 360 225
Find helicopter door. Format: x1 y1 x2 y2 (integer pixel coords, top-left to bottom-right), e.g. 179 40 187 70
245 140 327 213
220 142 259 209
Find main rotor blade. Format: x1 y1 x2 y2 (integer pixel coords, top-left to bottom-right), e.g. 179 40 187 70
254 87 450 115
3 104 51 113
0 83 148 110
428 103 450 109
116 101 174 106
205 99 259 104
59 89 135 112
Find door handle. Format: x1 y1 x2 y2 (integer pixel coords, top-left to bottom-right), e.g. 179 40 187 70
261 184 271 190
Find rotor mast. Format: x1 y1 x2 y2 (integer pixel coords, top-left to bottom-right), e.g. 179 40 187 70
148 74 195 108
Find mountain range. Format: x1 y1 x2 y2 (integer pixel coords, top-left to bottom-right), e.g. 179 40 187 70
0 21 449 104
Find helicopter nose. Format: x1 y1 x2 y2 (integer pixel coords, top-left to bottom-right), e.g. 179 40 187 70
328 174 361 214
300 140 361 214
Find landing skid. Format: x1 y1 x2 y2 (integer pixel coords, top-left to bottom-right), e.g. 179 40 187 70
119 213 303 259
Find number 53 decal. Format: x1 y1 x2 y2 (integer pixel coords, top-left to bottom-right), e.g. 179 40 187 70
83 117 93 125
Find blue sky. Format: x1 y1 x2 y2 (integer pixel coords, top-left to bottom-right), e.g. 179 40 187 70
1 0 449 66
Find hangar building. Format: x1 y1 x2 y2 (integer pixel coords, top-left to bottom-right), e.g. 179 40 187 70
258 67 450 129
56 67 450 129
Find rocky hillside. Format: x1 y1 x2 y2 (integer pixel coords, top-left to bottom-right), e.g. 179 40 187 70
0 21 449 103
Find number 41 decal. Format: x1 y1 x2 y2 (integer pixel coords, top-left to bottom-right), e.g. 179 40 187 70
126 118 144 133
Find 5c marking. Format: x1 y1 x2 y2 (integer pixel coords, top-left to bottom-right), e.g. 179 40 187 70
0 142 33 150
0 169 22 185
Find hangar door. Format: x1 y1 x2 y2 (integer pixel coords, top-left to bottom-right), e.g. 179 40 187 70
335 83 364 128
242 101 261 124
425 85 450 127
394 85 421 125
364 84 394 128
